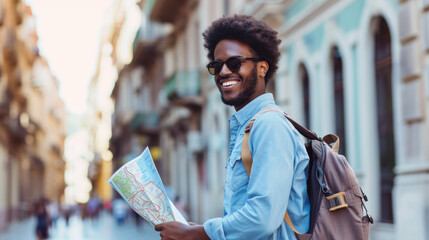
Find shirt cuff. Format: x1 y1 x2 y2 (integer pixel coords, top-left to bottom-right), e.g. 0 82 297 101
203 217 226 240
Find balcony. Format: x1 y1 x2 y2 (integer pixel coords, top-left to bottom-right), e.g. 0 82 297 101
165 70 202 106
149 0 198 24
130 111 161 134
131 40 160 67
7 117 27 144
0 101 10 119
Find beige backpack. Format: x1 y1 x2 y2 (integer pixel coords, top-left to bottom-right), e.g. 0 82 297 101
241 108 373 240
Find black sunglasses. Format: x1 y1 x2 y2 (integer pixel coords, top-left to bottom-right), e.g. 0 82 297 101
206 56 263 75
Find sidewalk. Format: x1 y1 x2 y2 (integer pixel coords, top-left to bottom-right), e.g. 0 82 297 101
0 211 160 240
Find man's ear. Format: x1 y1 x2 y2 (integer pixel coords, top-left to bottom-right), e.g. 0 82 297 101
259 60 269 78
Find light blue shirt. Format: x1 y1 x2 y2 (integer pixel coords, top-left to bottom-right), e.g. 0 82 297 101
204 93 310 240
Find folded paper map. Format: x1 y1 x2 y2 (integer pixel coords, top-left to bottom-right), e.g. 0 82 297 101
109 147 188 226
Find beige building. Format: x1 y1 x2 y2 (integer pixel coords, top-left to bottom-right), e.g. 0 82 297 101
28 56 66 203
0 0 66 231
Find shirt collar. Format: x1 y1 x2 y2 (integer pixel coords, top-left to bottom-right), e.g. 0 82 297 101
230 93 275 126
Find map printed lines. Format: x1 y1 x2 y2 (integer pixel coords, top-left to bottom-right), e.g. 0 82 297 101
122 166 171 223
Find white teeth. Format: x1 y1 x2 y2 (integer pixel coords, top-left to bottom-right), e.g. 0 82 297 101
222 81 238 87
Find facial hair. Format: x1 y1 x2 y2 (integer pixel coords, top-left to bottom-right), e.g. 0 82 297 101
220 66 258 107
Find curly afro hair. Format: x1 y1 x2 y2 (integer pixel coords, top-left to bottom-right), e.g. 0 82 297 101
203 15 281 84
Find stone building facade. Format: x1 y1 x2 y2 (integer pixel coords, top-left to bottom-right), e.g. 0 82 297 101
0 0 66 231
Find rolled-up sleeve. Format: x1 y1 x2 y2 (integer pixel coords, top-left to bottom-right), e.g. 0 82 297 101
204 111 296 240
204 217 225 240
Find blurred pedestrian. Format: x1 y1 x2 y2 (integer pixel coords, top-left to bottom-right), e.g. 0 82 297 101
133 210 143 226
47 200 59 228
112 198 128 225
87 196 101 221
61 203 74 226
34 199 50 240
103 200 113 214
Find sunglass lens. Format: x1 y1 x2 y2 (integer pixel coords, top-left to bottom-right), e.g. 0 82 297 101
207 61 221 75
225 57 242 72
208 66 216 75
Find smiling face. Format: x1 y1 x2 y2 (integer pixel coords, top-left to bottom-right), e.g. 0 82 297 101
213 39 268 111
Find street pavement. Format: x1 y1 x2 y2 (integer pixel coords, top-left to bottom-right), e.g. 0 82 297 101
0 211 161 240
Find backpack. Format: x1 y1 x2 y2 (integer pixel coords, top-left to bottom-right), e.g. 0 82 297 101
241 108 373 240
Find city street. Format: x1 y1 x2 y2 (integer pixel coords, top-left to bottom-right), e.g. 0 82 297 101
0 211 160 240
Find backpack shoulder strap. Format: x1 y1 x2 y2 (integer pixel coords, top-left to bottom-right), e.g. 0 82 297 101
322 134 340 154
241 108 311 239
246 108 319 139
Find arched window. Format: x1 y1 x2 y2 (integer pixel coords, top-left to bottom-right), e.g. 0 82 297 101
331 47 347 156
374 17 395 223
299 63 310 129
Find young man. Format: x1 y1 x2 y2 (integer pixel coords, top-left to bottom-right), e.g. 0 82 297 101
155 15 310 240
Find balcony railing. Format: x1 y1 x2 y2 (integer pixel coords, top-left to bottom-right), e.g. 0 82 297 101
150 0 192 24
0 101 10 119
7 117 27 144
130 111 160 133
165 70 201 101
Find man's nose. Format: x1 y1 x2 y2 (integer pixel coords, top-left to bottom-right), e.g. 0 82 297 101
219 63 233 76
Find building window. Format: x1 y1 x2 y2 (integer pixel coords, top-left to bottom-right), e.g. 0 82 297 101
224 0 230 15
331 47 346 156
374 17 395 224
299 63 310 129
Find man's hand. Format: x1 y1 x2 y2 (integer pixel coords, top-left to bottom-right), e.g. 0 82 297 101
154 221 210 240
